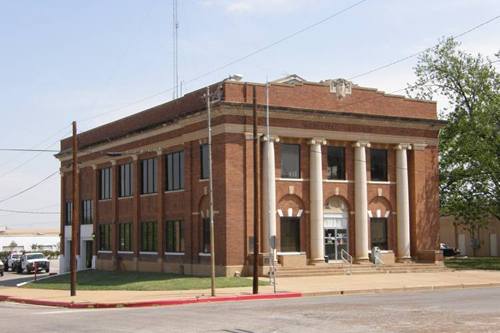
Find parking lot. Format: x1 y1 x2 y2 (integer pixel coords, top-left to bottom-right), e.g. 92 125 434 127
1 260 59 287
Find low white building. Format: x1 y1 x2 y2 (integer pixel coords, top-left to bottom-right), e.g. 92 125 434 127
0 226 59 253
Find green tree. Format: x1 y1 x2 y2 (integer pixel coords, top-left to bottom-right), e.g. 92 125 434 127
407 38 499 255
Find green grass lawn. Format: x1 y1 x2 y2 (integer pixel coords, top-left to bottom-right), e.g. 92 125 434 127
445 257 500 271
23 270 268 291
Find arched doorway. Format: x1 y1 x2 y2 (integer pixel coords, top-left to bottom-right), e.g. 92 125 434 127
323 196 349 261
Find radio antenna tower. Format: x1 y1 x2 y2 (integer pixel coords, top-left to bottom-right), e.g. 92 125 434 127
172 0 179 99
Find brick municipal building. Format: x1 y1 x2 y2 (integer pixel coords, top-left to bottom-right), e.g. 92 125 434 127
57 75 444 276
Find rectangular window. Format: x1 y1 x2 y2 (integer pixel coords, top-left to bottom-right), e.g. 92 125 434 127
165 220 184 253
98 224 111 251
140 221 158 252
200 144 209 180
280 217 300 252
166 151 184 191
327 146 345 180
370 149 388 181
202 218 211 253
118 223 132 252
65 201 73 226
281 144 301 178
119 163 133 197
370 218 388 250
81 200 93 225
99 167 112 200
141 158 158 194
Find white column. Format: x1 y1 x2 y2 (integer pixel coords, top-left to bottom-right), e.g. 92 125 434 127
309 138 326 263
262 136 278 260
396 144 411 260
353 141 370 262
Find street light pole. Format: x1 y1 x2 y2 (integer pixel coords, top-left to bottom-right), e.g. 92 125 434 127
206 86 216 297
252 85 260 294
70 121 79 296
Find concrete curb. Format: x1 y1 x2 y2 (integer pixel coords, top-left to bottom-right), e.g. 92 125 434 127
301 282 500 297
0 292 303 309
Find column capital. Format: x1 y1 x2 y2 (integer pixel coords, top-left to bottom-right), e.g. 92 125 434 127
308 138 327 145
156 148 163 156
412 143 427 151
352 141 370 148
394 143 412 150
131 154 139 161
261 135 280 143
91 164 97 171
111 160 117 166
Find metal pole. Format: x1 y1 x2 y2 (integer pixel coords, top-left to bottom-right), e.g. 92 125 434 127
70 121 79 296
207 87 216 297
252 85 260 294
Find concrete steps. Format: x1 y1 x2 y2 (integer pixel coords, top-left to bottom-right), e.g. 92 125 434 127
275 263 447 277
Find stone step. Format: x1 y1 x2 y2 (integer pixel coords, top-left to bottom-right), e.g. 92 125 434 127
275 264 447 277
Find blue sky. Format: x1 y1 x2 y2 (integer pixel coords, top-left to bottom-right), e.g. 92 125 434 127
0 0 498 229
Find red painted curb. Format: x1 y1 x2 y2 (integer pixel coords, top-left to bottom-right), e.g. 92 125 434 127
0 292 302 309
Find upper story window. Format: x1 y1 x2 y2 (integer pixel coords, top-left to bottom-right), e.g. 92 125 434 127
119 163 133 197
99 167 112 200
64 201 73 226
166 151 184 191
141 158 158 194
200 144 209 180
81 200 93 225
327 146 345 180
370 148 388 181
281 144 301 179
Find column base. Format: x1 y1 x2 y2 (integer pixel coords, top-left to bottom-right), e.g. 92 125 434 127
309 258 327 265
355 257 371 264
396 257 413 263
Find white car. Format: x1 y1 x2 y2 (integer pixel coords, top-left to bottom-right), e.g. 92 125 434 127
17 253 50 274
7 253 22 271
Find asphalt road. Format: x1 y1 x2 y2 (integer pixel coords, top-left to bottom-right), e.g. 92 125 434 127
1 287 500 333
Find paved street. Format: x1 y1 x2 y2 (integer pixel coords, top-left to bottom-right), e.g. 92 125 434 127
1 287 500 333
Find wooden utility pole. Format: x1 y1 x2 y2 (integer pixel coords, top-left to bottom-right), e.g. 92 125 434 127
252 85 260 294
70 121 79 296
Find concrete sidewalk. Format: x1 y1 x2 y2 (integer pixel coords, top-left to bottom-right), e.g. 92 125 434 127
1 270 500 308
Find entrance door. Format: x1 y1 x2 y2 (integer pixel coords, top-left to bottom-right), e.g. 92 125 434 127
85 241 93 269
324 228 348 261
370 218 388 250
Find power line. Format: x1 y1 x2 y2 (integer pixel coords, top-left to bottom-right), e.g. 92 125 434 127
0 171 59 205
79 0 370 124
0 149 59 153
348 14 500 80
0 208 59 215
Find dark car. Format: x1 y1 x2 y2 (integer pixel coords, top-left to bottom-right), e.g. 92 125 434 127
440 243 460 257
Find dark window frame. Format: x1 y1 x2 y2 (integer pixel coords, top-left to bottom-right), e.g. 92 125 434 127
118 223 132 252
370 148 388 181
165 220 184 253
141 158 158 194
370 217 388 250
99 167 112 200
166 151 184 191
119 163 133 197
202 218 211 253
327 146 346 180
81 199 93 225
280 217 301 252
65 201 73 226
200 144 209 180
280 143 301 179
98 224 111 251
140 221 158 252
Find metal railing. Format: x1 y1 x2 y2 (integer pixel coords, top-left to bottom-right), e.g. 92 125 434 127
341 249 353 275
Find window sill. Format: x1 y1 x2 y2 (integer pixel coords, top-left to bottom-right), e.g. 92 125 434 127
276 178 308 182
118 196 133 200
165 252 185 256
198 252 211 257
98 250 112 254
199 179 209 182
367 181 395 185
139 251 158 255
165 189 185 194
323 179 352 183
98 199 112 202
277 252 306 256
117 251 134 254
140 193 158 197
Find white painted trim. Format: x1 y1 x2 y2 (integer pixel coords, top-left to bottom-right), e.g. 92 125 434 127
165 189 185 194
117 251 134 254
118 196 133 200
139 251 158 255
367 181 396 185
140 193 158 198
165 252 185 256
276 178 309 182
277 252 306 256
98 199 112 203
98 250 112 254
198 252 211 257
199 178 209 182
277 209 283 217
323 179 353 183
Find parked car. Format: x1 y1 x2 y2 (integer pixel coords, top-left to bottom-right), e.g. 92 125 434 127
0 260 4 276
6 252 22 272
17 253 50 274
440 243 460 257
